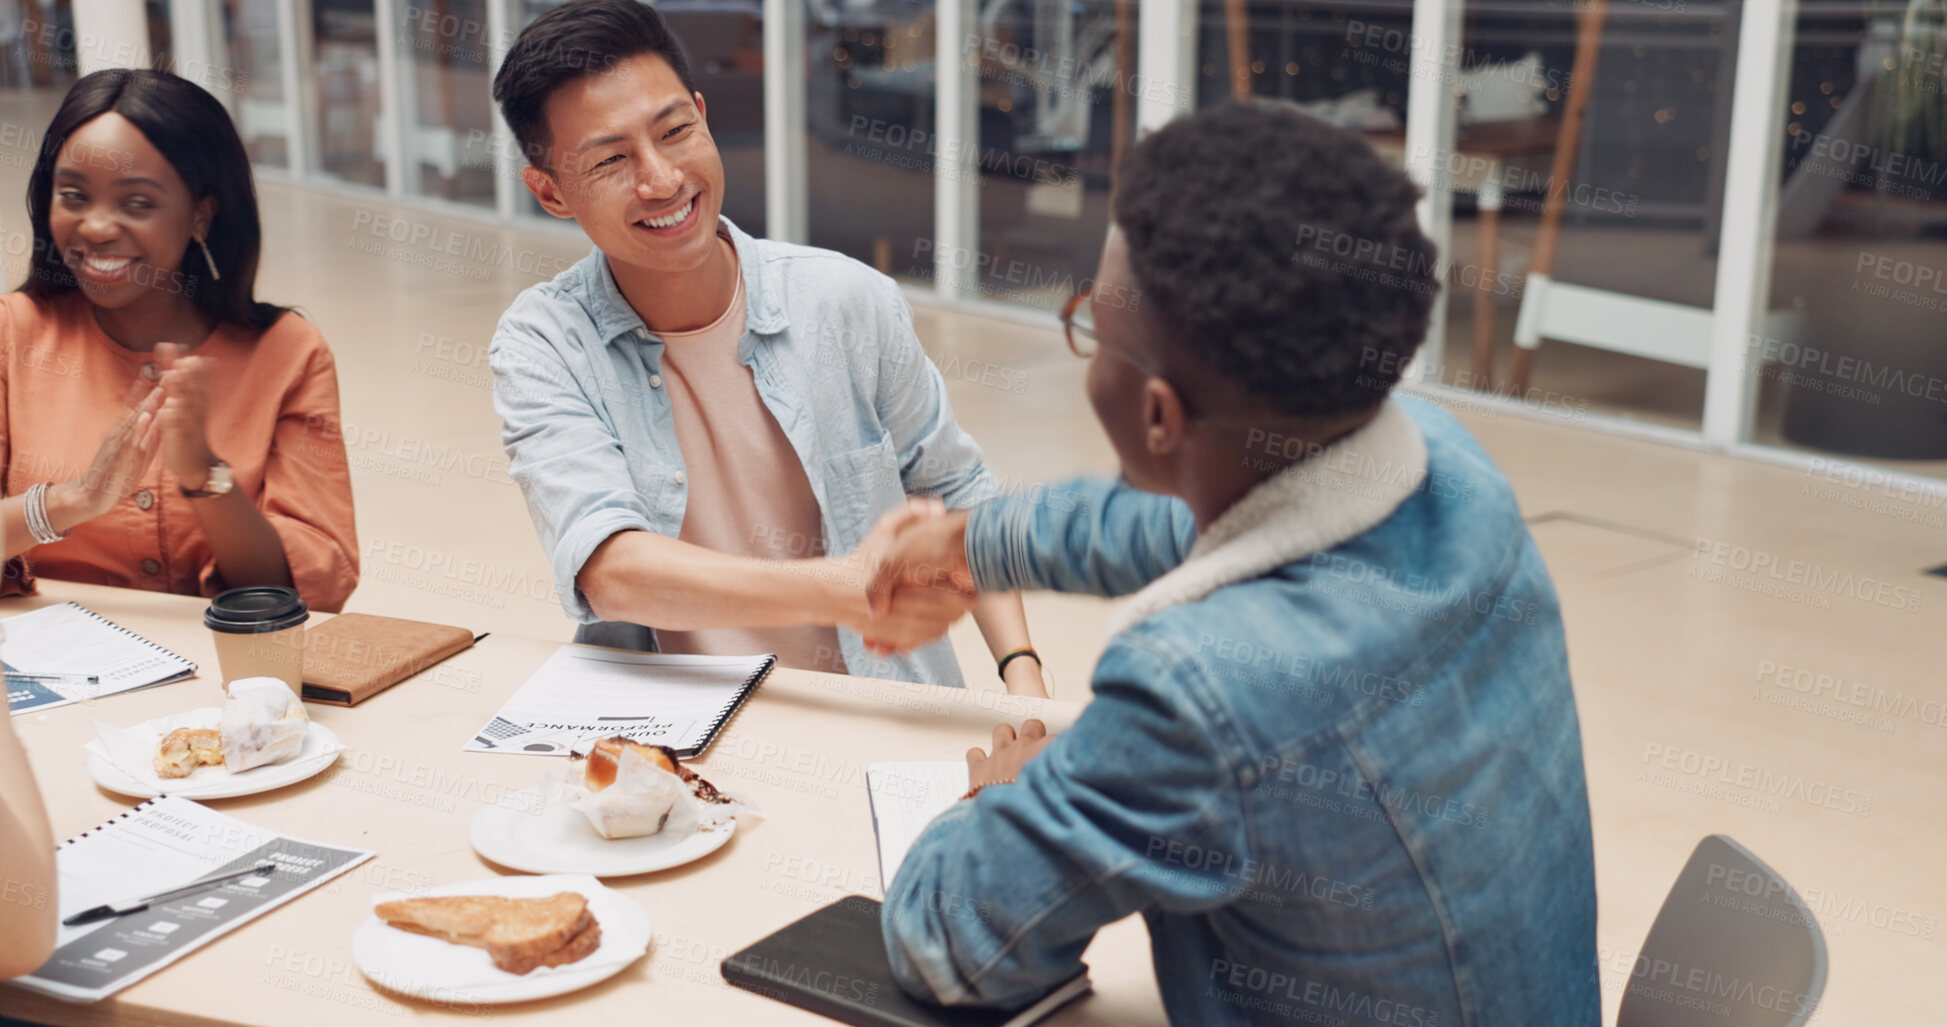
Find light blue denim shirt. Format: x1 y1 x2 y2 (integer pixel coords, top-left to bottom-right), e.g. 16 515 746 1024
489 217 996 686
883 396 1599 1025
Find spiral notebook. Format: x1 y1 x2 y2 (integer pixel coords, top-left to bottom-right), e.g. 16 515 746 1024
466 645 773 758
6 795 374 1003
3 602 197 715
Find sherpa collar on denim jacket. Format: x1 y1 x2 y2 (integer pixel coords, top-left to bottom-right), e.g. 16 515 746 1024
1105 398 1428 638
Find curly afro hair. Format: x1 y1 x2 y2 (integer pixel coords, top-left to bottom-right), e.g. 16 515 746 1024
1113 101 1438 418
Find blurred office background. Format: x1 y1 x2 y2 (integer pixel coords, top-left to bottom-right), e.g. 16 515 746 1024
2 0 1942 475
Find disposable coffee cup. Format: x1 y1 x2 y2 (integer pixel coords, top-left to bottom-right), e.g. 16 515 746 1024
205 586 309 698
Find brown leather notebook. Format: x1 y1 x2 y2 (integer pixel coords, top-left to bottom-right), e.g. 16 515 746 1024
300 613 475 706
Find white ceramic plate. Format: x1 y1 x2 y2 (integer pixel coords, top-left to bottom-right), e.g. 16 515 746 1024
86 708 343 800
469 785 736 877
352 874 651 1005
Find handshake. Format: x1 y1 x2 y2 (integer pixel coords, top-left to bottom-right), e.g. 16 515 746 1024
838 497 979 656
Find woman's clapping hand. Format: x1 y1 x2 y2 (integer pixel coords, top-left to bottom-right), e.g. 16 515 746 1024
64 377 164 519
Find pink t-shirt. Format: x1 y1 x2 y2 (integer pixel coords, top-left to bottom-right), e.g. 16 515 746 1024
652 240 847 674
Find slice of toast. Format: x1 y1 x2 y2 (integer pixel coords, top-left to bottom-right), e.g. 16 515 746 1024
488 902 593 971
375 893 598 974
495 912 602 974
374 894 517 947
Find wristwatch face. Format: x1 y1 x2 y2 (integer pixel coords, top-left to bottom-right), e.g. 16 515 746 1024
184 461 234 498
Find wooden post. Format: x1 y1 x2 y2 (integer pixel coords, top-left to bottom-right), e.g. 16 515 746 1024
1224 0 1251 101
1472 188 1501 388
1509 0 1608 392
1111 0 1135 181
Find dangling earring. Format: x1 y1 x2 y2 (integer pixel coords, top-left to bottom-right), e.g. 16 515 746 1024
196 236 221 281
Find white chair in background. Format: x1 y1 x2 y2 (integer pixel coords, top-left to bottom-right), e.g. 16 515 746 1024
237 96 287 151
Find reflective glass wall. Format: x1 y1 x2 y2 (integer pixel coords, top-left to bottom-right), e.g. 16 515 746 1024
803 0 937 272
1 0 1929 484
399 0 498 205
967 0 1138 311
310 0 386 187
0 0 80 91
1197 0 1413 135
1413 2 1739 431
1753 2 1947 476
226 0 290 166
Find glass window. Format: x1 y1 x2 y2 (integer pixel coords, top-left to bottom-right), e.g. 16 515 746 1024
225 0 290 167
804 0 933 272
0 0 78 292
146 0 173 65
1198 0 1412 143
1410 4 1735 428
1752 4 1947 476
965 0 1139 311
309 0 385 187
397 0 498 205
0 0 80 91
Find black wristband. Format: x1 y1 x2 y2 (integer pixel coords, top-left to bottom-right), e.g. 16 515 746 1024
996 648 1040 680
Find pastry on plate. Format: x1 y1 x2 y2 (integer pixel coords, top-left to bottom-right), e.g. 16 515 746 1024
374 892 602 974
220 677 309 772
558 736 746 840
577 736 734 804
582 736 677 789
151 678 310 779
569 738 687 839
155 728 224 779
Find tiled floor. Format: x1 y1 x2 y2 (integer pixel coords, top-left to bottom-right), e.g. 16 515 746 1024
3 87 1942 1023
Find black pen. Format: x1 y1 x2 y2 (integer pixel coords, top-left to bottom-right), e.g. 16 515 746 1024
62 862 278 927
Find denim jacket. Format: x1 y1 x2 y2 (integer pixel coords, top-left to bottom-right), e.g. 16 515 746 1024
883 396 1599 1025
489 217 996 686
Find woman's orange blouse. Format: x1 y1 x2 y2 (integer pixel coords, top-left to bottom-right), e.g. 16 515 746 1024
0 291 359 612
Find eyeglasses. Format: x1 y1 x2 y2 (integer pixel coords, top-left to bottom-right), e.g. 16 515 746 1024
1059 286 1098 358
1060 284 1210 422
1063 284 1161 376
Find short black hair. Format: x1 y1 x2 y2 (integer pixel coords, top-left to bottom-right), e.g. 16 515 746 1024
1113 101 1438 418
493 0 699 169
21 69 287 332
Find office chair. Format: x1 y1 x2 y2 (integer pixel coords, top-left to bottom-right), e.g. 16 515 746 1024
1616 834 1827 1027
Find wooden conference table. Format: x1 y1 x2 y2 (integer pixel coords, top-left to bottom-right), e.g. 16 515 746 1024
1 582 1169 1026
